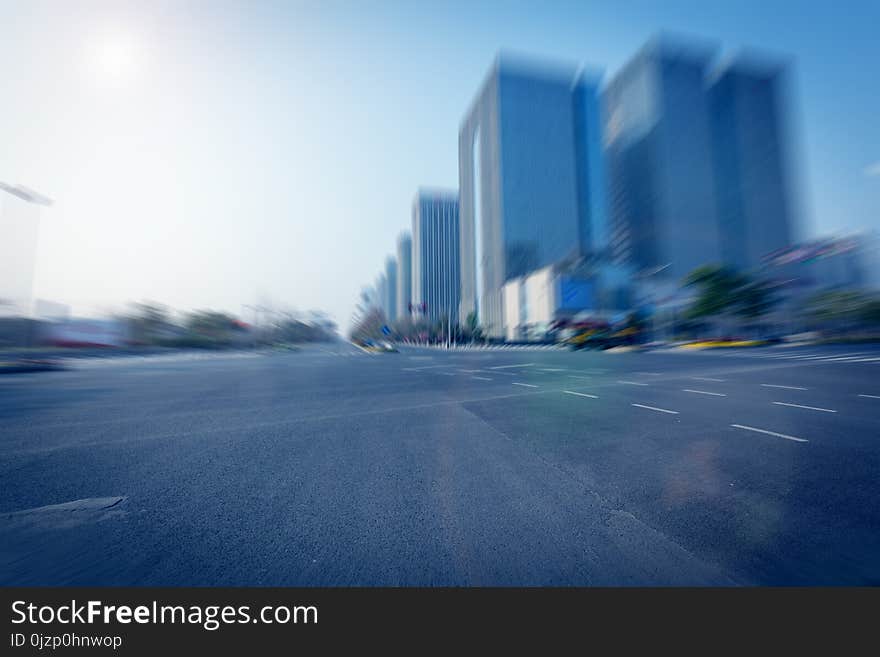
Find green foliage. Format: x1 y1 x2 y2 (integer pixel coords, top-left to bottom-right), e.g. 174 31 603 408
683 265 778 321
805 290 880 327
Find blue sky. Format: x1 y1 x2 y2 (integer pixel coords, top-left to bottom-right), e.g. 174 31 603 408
0 0 877 326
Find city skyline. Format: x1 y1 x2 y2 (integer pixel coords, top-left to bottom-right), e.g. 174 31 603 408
1 1 877 331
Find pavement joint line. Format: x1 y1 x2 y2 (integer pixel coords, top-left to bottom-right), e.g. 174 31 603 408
512 382 539 388
761 384 808 390
631 403 679 414
489 363 535 370
562 390 599 399
772 401 837 413
858 394 880 399
682 389 727 397
731 424 808 443
617 380 649 386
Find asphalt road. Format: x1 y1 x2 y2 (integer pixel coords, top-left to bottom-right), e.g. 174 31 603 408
2 341 879 585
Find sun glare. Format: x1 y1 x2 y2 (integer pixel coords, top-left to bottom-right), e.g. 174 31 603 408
89 36 138 80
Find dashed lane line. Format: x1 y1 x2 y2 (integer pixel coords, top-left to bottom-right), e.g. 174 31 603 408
682 389 727 397
772 401 836 413
631 403 679 415
731 424 807 443
563 390 599 399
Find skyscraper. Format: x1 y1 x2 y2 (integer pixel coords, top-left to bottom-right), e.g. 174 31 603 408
396 232 412 320
412 190 460 323
384 255 398 323
375 273 387 319
459 54 606 337
708 56 794 269
604 39 721 282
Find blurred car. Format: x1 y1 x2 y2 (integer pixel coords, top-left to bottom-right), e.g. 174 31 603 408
357 339 398 353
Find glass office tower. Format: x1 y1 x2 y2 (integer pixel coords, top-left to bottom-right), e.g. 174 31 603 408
412 191 460 323
384 256 398 323
604 39 722 283
459 54 606 337
396 232 412 320
708 57 794 270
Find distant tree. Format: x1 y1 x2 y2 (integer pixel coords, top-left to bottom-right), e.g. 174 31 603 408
187 311 239 343
683 265 779 333
804 290 865 324
126 302 174 344
804 290 880 334
464 311 485 342
683 265 741 320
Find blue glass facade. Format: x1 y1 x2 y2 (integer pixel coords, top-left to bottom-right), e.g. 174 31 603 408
384 255 397 323
708 60 794 269
604 41 722 282
412 191 460 323
459 55 606 336
396 232 412 319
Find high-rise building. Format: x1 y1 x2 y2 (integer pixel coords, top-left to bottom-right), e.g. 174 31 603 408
396 232 412 319
412 190 460 323
459 54 606 337
384 255 398 323
708 57 794 269
604 39 721 283
375 273 387 319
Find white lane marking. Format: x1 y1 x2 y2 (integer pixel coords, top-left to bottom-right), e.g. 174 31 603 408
539 368 567 372
731 424 807 443
489 363 535 369
858 394 880 399
563 390 599 399
692 377 725 382
761 384 808 390
617 380 648 386
682 389 727 397
631 403 678 414
772 401 837 413
512 382 538 388
472 376 492 381
438 372 456 376
638 372 663 376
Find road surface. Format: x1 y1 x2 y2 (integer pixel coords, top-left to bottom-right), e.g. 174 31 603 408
2 342 879 585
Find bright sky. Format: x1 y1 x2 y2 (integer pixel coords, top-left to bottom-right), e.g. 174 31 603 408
1 0 877 328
